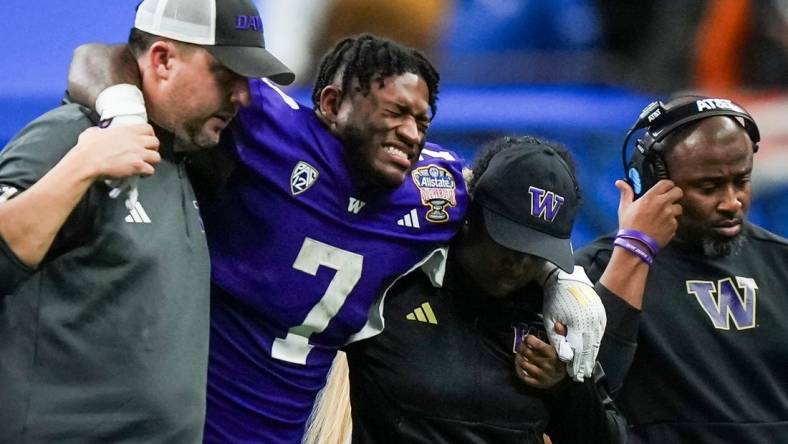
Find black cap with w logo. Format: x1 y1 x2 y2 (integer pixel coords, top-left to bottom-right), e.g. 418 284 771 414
473 141 580 272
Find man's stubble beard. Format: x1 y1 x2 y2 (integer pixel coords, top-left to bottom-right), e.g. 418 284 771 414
679 217 746 258
701 234 745 257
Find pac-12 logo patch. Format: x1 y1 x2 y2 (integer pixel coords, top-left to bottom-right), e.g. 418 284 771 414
411 165 457 223
290 161 319 195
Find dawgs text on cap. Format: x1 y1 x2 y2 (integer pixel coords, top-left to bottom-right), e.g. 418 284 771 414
135 0 295 84
474 142 579 272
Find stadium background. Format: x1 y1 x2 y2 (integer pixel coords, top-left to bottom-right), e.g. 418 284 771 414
2 0 786 247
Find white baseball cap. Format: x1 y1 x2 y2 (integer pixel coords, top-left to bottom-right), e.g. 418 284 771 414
135 0 294 84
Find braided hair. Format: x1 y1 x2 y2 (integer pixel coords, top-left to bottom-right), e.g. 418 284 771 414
311 34 440 118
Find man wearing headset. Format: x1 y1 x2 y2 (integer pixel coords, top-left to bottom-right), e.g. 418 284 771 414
577 95 788 443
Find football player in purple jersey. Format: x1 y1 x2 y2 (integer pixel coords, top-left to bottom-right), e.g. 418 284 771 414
199 36 469 443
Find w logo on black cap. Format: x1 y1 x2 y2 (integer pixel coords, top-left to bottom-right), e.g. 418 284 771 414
529 186 564 222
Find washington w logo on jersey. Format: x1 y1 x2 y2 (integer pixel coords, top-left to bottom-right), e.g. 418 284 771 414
686 276 758 330
290 161 319 195
347 197 366 214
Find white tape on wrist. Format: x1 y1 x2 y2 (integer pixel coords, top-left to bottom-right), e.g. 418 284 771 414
95 84 147 121
107 114 147 126
96 84 148 210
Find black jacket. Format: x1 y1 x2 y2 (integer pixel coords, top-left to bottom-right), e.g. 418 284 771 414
578 223 788 443
345 248 624 443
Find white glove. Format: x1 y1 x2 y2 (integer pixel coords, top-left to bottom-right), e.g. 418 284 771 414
541 263 607 382
95 84 148 210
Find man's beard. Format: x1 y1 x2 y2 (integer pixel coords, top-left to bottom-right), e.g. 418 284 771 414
700 234 745 257
679 218 746 257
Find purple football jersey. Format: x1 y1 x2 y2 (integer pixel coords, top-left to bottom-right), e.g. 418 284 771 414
202 79 468 443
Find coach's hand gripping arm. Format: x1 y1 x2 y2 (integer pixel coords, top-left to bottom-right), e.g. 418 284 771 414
70 44 148 209
0 124 160 275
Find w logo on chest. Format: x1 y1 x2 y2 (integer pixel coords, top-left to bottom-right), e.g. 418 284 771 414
686 277 758 330
529 186 564 222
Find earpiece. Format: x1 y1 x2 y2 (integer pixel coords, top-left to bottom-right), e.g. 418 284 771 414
622 96 760 198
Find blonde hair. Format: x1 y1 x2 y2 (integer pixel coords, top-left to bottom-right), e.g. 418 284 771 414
302 352 353 444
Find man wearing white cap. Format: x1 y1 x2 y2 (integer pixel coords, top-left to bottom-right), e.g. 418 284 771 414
0 0 292 442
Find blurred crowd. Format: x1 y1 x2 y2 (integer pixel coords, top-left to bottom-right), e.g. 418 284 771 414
261 0 788 93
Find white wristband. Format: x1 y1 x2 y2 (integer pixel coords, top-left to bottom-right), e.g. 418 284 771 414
96 84 147 210
95 84 147 121
107 114 147 126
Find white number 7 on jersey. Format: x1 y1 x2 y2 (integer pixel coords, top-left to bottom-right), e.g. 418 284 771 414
271 237 363 364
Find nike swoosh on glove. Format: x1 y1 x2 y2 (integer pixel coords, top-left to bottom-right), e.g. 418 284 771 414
542 265 607 382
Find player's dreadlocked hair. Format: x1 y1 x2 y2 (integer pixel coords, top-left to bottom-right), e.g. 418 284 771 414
311 34 440 118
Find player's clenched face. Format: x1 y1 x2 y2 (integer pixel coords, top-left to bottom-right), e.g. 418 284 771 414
664 117 753 257
157 46 250 149
334 73 431 187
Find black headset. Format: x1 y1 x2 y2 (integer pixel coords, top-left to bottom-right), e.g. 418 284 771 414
621 96 761 198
